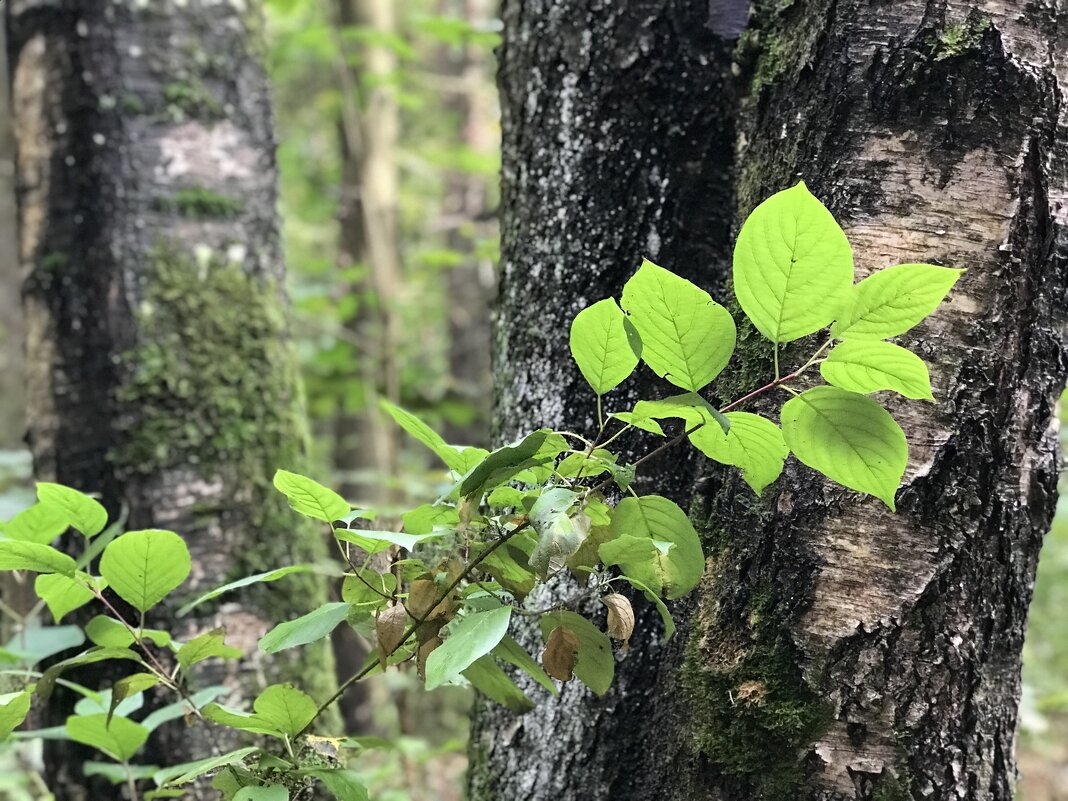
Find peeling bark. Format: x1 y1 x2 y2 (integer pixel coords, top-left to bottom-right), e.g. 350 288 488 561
476 2 1068 801
5 1 335 797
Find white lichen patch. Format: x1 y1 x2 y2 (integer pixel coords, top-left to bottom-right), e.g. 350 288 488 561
155 120 259 183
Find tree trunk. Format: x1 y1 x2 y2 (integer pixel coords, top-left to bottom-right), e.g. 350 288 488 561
6 0 335 797
469 1 740 798
0 17 22 451
474 3 1068 801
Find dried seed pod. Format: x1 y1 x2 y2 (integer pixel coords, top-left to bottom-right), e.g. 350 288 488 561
375 604 408 668
542 626 581 682
601 593 635 650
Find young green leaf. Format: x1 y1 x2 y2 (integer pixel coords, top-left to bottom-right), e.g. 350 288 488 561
202 703 288 737
177 564 332 617
0 692 32 741
234 786 289 801
4 502 70 544
538 611 614 696
108 673 160 726
609 411 665 436
85 616 170 649
528 488 584 579
732 181 854 342
66 714 148 761
831 263 964 340
569 298 641 394
380 400 471 471
35 648 143 700
177 629 243 670
153 746 260 787
424 606 512 690
298 770 369 801
0 541 77 575
334 528 442 553
462 655 535 713
258 602 352 654
36 483 108 538
252 684 317 738
34 573 100 623
620 260 736 391
599 495 704 599
630 392 730 434
99 529 190 613
474 537 538 599
402 504 460 535
688 412 789 495
820 340 934 400
781 386 908 510
273 470 350 523
458 430 563 499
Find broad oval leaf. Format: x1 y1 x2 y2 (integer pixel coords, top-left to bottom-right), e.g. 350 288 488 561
621 260 736 391
273 470 350 523
780 386 907 510
688 412 789 495
36 483 108 538
258 602 352 653
820 340 934 400
538 611 614 695
831 263 964 340
4 502 70 544
35 573 100 623
99 529 190 613
253 684 317 738
0 541 77 575
569 298 641 395
424 605 512 690
0 692 32 741
733 182 854 342
177 629 243 670
600 495 704 599
66 713 148 761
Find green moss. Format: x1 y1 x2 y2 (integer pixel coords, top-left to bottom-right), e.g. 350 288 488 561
163 80 223 120
111 243 339 725
153 188 243 219
681 607 832 798
120 94 147 115
39 252 70 273
934 15 991 61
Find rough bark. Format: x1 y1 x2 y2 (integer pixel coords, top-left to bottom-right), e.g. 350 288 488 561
469 1 739 798
475 2 1068 801
0 18 22 450
6 1 335 797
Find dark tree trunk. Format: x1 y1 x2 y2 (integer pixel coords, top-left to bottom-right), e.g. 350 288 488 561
6 1 336 797
474 2 1068 801
469 1 740 798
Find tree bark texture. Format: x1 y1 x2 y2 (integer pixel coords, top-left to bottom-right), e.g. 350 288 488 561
0 17 23 450
6 1 335 797
473 2 1068 801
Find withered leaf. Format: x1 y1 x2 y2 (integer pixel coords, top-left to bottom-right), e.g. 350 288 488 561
601 593 635 650
375 604 408 668
417 636 443 681
542 626 581 682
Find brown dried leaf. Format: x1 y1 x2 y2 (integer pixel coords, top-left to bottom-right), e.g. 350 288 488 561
542 626 581 682
417 636 442 681
375 604 408 668
601 593 635 650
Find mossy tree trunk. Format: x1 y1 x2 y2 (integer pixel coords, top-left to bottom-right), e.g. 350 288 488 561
473 2 1068 801
6 1 335 797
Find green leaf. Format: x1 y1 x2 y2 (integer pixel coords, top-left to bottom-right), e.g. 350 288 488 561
528 488 583 579
108 673 160 726
334 528 441 553
142 686 225 734
86 762 160 786
688 412 789 495
341 570 396 613
609 411 665 436
381 400 469 471
99 529 190 613
4 502 70 544
0 541 77 575
462 655 535 712
425 606 512 690
0 692 32 741
474 537 537 599
457 430 564 499
402 504 459 535
3 625 85 667
820 340 934 400
599 495 704 599
36 483 108 538
620 260 736 390
154 746 260 787
235 787 289 801
569 298 641 394
37 648 143 700
780 386 907 510
619 577 676 640
539 611 614 696
732 181 854 343
85 616 170 649
202 704 287 738
252 684 317 738
177 629 243 671
272 470 349 523
630 392 730 434
258 602 352 653
832 263 964 340
177 565 330 617
35 572 99 623
493 636 558 695
299 770 369 801
66 714 148 761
